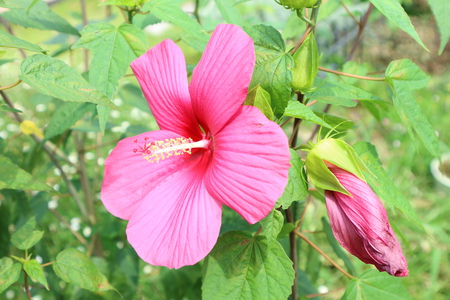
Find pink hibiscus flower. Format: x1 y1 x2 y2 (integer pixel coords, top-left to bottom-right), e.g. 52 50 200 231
325 165 409 277
101 24 291 269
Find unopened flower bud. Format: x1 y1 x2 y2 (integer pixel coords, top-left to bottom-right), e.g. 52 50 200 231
292 32 319 92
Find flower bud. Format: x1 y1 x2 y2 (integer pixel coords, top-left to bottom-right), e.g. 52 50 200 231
291 32 319 92
280 0 317 9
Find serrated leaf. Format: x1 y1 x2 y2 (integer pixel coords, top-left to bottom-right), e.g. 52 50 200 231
244 25 294 118
342 269 412 300
321 217 356 276
53 248 116 292
284 101 332 128
369 0 428 51
44 102 93 141
0 155 52 191
215 0 243 25
385 59 429 89
428 0 450 55
0 0 79 36
20 54 117 109
260 210 284 241
353 142 423 228
11 217 44 250
244 84 274 120
0 31 46 53
0 257 22 293
277 149 308 209
24 259 48 290
306 78 387 107
72 22 148 134
203 231 294 300
142 0 208 51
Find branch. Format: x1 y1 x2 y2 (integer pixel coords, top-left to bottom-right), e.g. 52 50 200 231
347 3 374 61
319 66 385 81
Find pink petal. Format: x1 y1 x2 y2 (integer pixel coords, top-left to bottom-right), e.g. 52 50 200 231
326 167 409 277
205 106 290 224
131 40 201 139
189 24 255 135
126 154 222 269
101 130 193 220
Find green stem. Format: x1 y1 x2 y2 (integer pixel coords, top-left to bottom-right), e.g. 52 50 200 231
0 79 22 91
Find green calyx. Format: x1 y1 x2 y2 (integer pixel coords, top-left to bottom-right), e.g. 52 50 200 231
291 32 319 92
305 139 373 195
280 0 317 9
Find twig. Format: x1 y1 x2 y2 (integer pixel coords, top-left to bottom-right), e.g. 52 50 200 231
347 3 374 61
295 195 311 231
50 209 88 246
24 271 32 300
341 1 360 25
318 66 385 81
294 230 356 279
0 79 22 91
79 0 89 72
290 26 313 55
285 207 298 300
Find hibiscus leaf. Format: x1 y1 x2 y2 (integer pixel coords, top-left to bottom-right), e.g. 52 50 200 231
11 217 44 250
214 0 243 25
0 257 22 293
24 259 48 290
0 0 79 36
0 31 47 53
53 248 118 293
0 155 52 192
342 269 412 300
244 84 274 120
428 0 450 55
277 149 308 209
353 141 422 229
72 22 149 134
284 101 332 129
244 24 294 118
203 231 294 300
259 210 284 242
368 0 428 51
20 54 118 110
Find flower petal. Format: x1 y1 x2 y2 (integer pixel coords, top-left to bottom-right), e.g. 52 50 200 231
189 24 255 135
101 130 192 220
205 106 290 224
131 40 201 138
126 155 222 269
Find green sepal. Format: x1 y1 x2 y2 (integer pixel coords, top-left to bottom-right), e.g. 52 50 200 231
291 31 319 92
244 84 274 120
305 151 349 195
311 138 373 181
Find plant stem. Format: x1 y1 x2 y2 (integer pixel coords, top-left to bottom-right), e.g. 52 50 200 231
0 79 22 91
79 0 89 71
347 3 374 61
24 271 32 300
318 66 385 81
50 209 88 246
341 1 360 25
294 230 356 279
285 207 298 300
41 262 55 267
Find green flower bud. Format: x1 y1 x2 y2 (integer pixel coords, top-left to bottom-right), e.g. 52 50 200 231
291 32 319 92
280 0 317 9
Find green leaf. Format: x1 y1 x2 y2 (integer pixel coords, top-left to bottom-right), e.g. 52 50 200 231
24 259 48 290
0 257 22 293
53 248 116 292
72 22 148 133
20 54 117 109
215 0 243 25
0 103 22 113
100 0 141 6
313 112 355 139
0 0 79 36
244 84 274 120
306 78 387 107
0 31 46 53
385 59 429 89
244 25 294 118
284 101 332 128
369 0 428 51
321 217 356 276
142 0 208 51
0 0 26 8
277 149 308 209
11 217 44 250
260 210 284 241
44 102 93 141
342 269 412 300
0 155 52 191
353 142 423 228
428 0 450 54
203 231 294 300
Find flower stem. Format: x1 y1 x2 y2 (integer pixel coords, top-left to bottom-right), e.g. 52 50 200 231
294 230 356 279
318 66 385 81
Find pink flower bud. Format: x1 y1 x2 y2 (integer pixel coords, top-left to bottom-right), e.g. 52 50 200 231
325 165 409 277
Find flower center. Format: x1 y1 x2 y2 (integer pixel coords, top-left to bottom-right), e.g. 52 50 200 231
133 137 209 163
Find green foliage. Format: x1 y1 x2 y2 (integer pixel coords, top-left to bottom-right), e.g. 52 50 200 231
276 149 308 209
24 259 49 290
245 25 294 118
0 257 22 293
53 248 116 293
203 231 294 300
0 31 46 53
369 0 428 51
215 0 243 26
11 217 44 250
244 84 274 120
292 32 319 92
259 210 284 241
342 269 412 300
428 0 450 55
0 156 52 191
284 101 332 128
